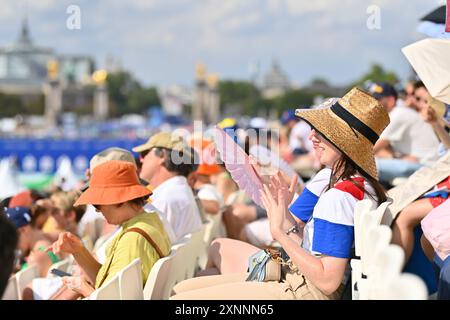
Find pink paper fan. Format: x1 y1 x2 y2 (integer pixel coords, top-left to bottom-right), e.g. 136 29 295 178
214 127 264 207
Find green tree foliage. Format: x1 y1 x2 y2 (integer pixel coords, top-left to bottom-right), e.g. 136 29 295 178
219 80 262 115
269 89 317 113
0 93 45 117
106 71 160 116
0 93 25 116
219 80 320 116
350 63 399 89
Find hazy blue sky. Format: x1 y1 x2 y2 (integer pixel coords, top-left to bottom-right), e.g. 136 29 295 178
0 0 443 87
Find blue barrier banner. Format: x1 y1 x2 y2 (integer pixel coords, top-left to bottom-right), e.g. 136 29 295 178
0 138 146 174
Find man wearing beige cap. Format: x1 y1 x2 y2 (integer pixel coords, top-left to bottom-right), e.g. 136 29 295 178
133 132 202 241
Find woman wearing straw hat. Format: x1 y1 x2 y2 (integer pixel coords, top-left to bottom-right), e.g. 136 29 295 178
47 160 171 298
170 87 390 300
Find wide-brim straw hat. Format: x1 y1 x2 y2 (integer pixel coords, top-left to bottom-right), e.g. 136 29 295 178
295 87 390 179
74 160 151 206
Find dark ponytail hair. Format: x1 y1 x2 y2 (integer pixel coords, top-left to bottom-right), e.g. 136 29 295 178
327 154 387 206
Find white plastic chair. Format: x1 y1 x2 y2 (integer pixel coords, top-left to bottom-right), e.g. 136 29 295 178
1 276 18 300
198 219 215 270
361 225 393 277
16 265 38 300
371 273 428 300
144 241 189 299
365 244 405 300
118 258 143 300
88 273 120 300
354 199 375 258
350 259 361 300
185 224 208 278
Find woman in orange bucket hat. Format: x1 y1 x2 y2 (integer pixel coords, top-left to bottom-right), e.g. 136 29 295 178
47 160 171 298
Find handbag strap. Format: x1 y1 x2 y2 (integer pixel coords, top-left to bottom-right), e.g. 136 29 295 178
126 227 164 258
96 227 163 288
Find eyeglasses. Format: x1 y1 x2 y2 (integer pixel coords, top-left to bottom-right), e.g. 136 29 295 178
139 149 151 161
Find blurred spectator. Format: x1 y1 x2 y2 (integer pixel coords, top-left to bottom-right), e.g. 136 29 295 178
188 138 224 216
392 83 450 265
42 191 86 241
8 190 34 208
133 132 202 242
5 207 57 277
402 81 419 111
281 109 319 178
30 204 51 230
0 207 18 298
368 82 440 185
414 81 450 153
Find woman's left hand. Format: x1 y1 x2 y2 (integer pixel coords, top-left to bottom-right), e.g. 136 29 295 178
62 276 95 297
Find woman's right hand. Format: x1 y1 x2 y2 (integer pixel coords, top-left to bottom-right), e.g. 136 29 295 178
46 232 84 255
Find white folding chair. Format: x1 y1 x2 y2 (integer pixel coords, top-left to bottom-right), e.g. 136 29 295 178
144 241 189 299
2 276 18 300
185 224 208 278
354 199 375 258
352 199 391 299
118 258 143 300
16 265 38 300
365 244 405 300
362 225 392 277
88 273 120 300
350 259 361 300
371 273 428 300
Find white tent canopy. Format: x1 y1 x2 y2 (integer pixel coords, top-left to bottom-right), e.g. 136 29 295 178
53 157 81 192
0 158 25 200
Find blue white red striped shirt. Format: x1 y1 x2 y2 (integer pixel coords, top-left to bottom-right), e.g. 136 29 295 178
290 169 376 259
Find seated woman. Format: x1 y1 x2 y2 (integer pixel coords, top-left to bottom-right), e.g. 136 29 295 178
171 87 389 300
47 160 171 299
198 167 331 276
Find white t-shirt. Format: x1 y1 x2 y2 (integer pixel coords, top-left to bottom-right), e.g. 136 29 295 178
289 121 313 152
380 104 440 165
145 175 202 242
144 203 177 243
197 184 225 210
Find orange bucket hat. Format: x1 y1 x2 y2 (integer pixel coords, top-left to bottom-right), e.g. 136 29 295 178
74 160 151 206
196 163 221 176
188 138 221 176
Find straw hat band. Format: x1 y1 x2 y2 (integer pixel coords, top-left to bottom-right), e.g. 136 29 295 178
330 101 379 145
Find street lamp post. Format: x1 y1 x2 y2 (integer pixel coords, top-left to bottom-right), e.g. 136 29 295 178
92 69 109 121
44 60 62 130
